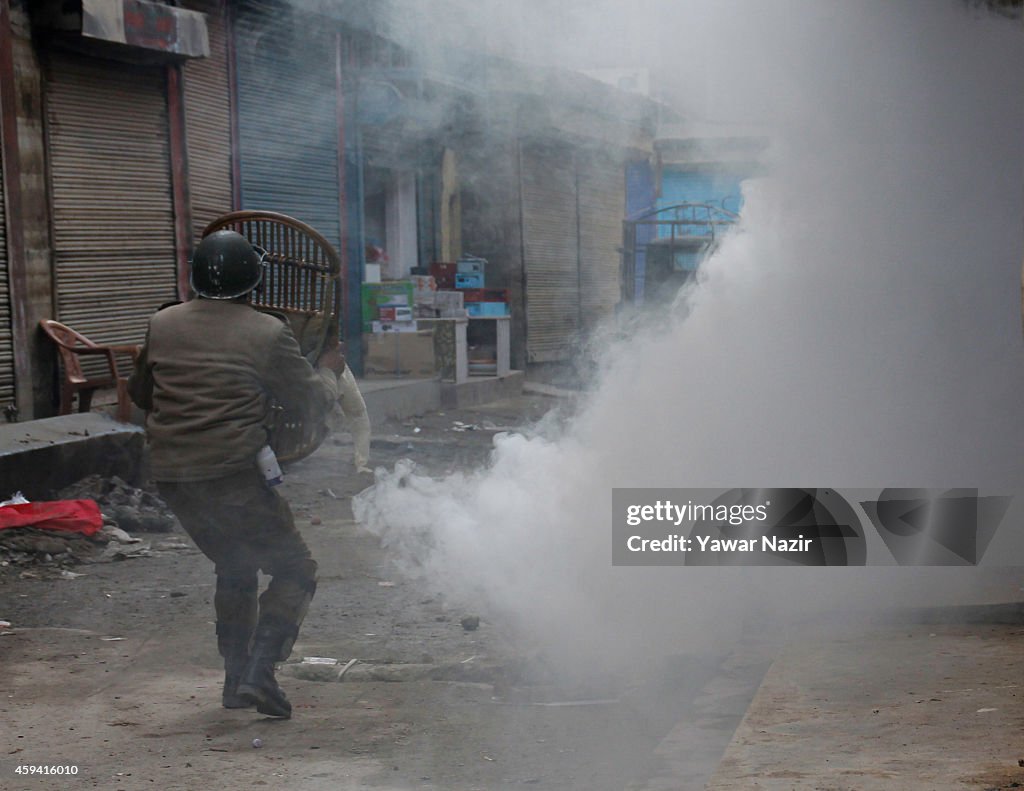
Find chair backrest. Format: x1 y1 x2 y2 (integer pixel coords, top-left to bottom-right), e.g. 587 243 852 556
201 211 343 362
39 319 94 382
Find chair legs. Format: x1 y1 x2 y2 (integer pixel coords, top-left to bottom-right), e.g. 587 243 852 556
59 382 74 416
77 387 94 414
115 379 132 423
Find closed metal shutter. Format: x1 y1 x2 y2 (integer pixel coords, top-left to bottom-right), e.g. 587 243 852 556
183 1 234 241
47 52 178 350
233 1 341 252
0 144 12 406
577 151 623 332
520 141 579 363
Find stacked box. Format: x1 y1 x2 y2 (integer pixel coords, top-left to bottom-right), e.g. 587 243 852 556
455 272 484 289
372 320 418 333
459 288 508 303
429 262 457 289
466 302 509 317
433 290 465 318
457 256 486 274
411 275 436 305
361 282 414 331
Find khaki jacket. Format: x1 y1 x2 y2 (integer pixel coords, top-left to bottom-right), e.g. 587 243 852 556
128 299 338 481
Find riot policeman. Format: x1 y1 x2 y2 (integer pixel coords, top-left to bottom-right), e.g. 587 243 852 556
129 230 345 717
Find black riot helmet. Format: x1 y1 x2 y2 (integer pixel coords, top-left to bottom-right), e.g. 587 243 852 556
189 230 265 299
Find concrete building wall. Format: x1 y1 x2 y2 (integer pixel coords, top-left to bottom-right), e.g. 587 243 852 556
10 1 57 418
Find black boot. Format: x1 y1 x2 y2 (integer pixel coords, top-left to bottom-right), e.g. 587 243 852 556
222 653 252 709
217 623 254 709
236 624 294 718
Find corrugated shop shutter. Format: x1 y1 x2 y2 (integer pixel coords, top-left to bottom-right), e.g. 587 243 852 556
183 1 234 241
0 144 13 406
520 141 580 363
233 1 341 252
47 52 178 352
577 150 623 332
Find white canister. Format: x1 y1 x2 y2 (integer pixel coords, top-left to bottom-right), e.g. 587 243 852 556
257 445 283 486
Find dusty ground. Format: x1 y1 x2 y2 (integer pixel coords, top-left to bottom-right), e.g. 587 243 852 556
708 622 1024 791
0 395 738 791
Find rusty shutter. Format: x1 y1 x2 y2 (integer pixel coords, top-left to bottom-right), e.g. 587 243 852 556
182 2 234 242
0 138 12 407
46 51 178 350
577 150 623 332
520 141 580 363
233 0 341 252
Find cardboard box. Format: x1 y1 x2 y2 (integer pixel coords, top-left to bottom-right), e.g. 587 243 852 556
433 290 465 318
372 320 418 333
364 330 436 377
411 275 437 305
459 288 508 303
457 256 486 274
361 282 414 330
455 272 484 289
429 262 457 289
466 302 509 317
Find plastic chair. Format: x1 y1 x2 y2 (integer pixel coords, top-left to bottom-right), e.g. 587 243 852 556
39 319 141 422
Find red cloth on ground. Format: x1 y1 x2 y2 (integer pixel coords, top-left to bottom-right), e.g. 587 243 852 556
0 500 103 536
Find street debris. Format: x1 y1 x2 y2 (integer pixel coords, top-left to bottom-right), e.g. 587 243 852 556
461 615 481 631
0 478 188 573
529 698 619 707
57 475 178 533
337 658 360 681
281 657 508 685
101 542 152 561
252 738 263 749
0 498 103 535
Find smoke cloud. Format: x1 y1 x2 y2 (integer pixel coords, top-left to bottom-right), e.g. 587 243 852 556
353 1 1024 667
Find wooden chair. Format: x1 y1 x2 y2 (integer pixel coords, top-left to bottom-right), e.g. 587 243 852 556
201 211 344 462
39 319 141 423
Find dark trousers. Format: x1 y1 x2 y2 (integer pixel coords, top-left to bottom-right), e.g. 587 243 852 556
159 468 317 661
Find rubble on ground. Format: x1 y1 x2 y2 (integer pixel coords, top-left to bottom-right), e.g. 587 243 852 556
56 475 178 533
0 476 178 572
1 524 98 569
0 516 157 571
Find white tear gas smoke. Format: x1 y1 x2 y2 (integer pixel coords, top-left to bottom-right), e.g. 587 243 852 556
354 1 1024 667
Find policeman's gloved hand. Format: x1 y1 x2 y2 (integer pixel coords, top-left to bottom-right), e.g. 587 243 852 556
317 347 347 375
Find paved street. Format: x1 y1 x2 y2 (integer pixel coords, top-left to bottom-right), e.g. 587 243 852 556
3 394 1023 790
0 395 752 791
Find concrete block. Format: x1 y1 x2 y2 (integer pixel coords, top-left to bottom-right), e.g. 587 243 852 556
0 413 144 499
